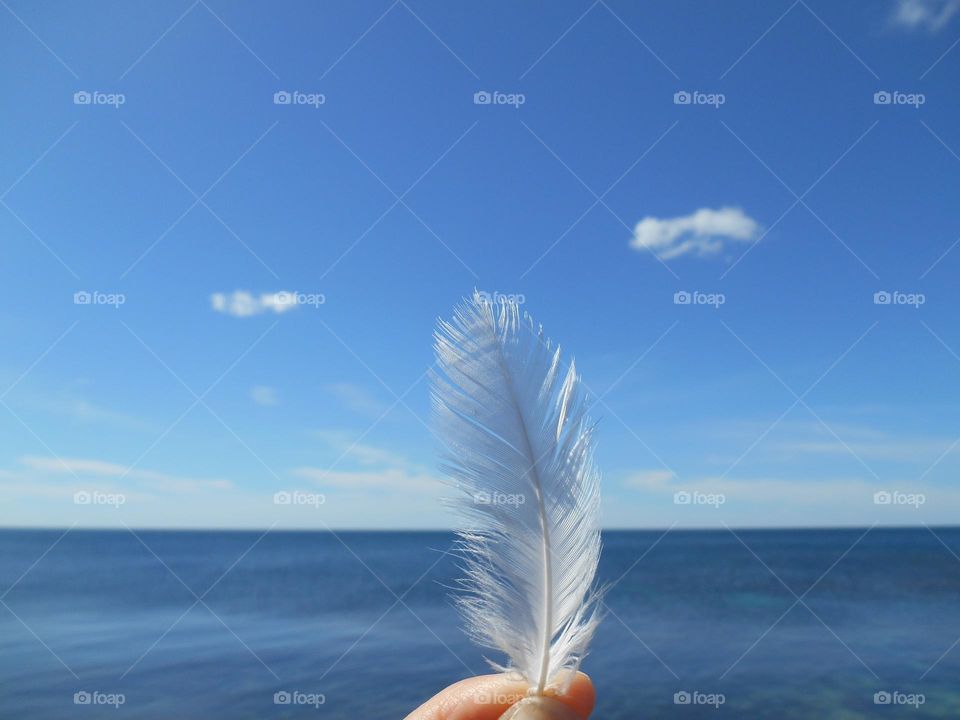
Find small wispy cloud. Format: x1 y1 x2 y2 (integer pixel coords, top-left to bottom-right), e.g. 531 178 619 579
211 290 303 317
315 430 406 467
294 434 442 494
19 456 233 493
324 382 390 419
714 419 958 466
892 0 960 30
251 385 279 406
622 469 675 490
773 436 956 463
622 470 916 508
291 466 441 493
12 384 155 430
630 206 761 260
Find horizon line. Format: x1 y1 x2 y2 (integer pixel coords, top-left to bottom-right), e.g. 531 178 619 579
0 523 955 533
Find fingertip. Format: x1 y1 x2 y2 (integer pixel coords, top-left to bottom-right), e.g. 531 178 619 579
498 673 595 720
555 671 595 719
405 673 529 720
404 671 595 720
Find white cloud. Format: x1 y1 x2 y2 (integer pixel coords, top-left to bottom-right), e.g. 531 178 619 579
613 469 960 527
892 0 960 30
622 469 675 490
314 430 407 467
324 382 390 419
19 456 233 493
22 457 126 475
280 436 446 526
773 437 954 462
295 434 443 494
630 206 761 260
2 450 449 529
627 472 876 506
211 290 299 317
13 386 156 430
251 385 279 406
717 419 958 465
291 466 442 493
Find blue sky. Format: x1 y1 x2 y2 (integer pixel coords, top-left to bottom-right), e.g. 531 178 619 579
1 0 959 528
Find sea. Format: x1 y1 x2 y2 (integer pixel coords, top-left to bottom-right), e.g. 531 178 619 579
1 527 959 718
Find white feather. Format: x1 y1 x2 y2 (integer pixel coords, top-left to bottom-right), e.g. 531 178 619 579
431 293 602 695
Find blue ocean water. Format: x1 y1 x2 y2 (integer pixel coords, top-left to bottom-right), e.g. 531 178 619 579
1 528 959 718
